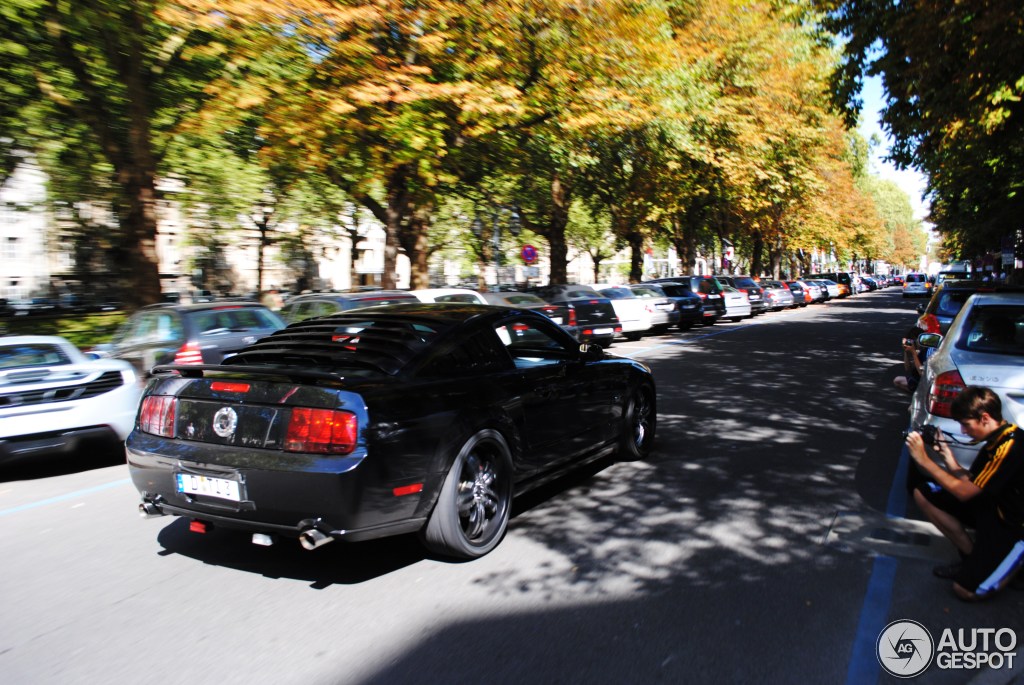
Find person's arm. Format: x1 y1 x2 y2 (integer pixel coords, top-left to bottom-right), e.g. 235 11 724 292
906 431 981 501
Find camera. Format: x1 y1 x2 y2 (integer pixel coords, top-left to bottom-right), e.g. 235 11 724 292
903 424 941 446
902 337 915 347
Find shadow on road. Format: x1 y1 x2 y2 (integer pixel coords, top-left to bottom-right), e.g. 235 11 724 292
0 440 126 482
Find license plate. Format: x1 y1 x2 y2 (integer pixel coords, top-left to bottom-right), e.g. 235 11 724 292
708 294 721 299
176 473 241 502
550 317 563 324
658 303 674 310
593 327 613 335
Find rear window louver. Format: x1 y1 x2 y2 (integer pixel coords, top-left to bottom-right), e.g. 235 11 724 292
224 313 447 376
0 370 125 408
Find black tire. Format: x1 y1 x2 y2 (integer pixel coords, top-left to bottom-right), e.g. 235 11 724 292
619 384 656 461
624 332 643 341
420 429 513 559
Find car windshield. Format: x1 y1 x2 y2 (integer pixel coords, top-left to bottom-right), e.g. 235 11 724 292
598 287 632 300
696 279 720 295
0 343 71 369
733 278 758 288
959 306 1024 355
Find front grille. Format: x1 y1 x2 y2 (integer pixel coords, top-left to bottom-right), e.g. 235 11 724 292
0 371 125 408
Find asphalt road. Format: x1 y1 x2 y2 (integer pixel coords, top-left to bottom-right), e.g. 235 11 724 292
2 289 1022 685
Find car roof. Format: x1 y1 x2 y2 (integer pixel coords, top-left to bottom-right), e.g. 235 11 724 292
287 290 416 302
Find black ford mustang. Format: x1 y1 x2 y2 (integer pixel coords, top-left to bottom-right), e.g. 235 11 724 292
127 303 656 559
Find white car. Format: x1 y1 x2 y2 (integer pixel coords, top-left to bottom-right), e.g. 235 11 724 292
720 286 752 321
0 335 141 463
902 273 932 298
593 284 651 340
411 288 488 304
908 292 1024 467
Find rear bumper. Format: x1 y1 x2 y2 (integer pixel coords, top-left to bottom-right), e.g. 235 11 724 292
126 433 437 543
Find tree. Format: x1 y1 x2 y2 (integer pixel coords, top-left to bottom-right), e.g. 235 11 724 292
820 0 1024 256
1 0 243 308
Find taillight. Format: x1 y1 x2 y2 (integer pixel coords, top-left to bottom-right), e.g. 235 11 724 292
568 305 577 327
174 341 203 365
139 396 176 437
285 408 358 454
697 292 707 299
918 314 941 334
928 370 966 418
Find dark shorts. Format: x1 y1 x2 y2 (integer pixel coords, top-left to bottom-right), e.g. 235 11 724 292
918 483 1024 596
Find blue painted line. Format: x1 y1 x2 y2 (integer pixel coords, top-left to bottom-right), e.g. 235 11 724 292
887 445 911 518
0 478 131 517
845 446 913 683
846 556 898 685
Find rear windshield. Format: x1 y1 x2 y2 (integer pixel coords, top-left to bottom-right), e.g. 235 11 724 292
906 274 927 283
630 286 665 298
657 284 693 297
597 287 632 300
958 305 1024 356
193 308 284 335
227 313 450 375
934 291 975 318
696 279 721 295
494 294 546 306
733 277 758 289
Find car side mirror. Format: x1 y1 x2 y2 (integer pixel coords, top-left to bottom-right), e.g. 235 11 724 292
918 333 942 349
580 343 604 361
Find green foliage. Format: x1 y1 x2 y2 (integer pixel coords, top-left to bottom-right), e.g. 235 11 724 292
2 312 127 348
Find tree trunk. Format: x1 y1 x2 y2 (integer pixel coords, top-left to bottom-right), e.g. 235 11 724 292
627 231 644 283
118 169 162 309
403 211 432 290
547 172 570 283
382 165 412 290
751 232 765 277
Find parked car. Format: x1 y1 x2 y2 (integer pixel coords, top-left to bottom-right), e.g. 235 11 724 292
807 279 839 301
760 280 795 311
627 283 685 331
644 281 703 330
908 292 1024 468
127 303 656 559
902 272 932 298
785 281 810 307
281 290 419 323
716 286 750 321
799 280 826 303
99 302 286 378
1 335 141 464
480 291 579 339
526 284 621 347
594 284 678 339
716 276 766 315
892 274 905 286
646 275 726 325
807 271 855 296
914 280 1003 335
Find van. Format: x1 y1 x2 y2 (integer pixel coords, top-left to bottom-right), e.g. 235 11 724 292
902 273 932 298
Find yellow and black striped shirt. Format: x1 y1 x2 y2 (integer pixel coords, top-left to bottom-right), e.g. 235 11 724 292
970 423 1024 528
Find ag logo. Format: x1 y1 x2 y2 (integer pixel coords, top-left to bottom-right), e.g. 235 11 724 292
877 619 934 678
212 407 238 439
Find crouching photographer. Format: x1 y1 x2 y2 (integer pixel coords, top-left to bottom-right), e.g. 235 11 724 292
905 386 1024 601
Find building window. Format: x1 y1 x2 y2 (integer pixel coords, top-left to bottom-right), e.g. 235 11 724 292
2 236 17 261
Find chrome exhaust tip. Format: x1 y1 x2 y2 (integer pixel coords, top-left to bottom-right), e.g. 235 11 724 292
138 501 164 519
299 527 333 550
